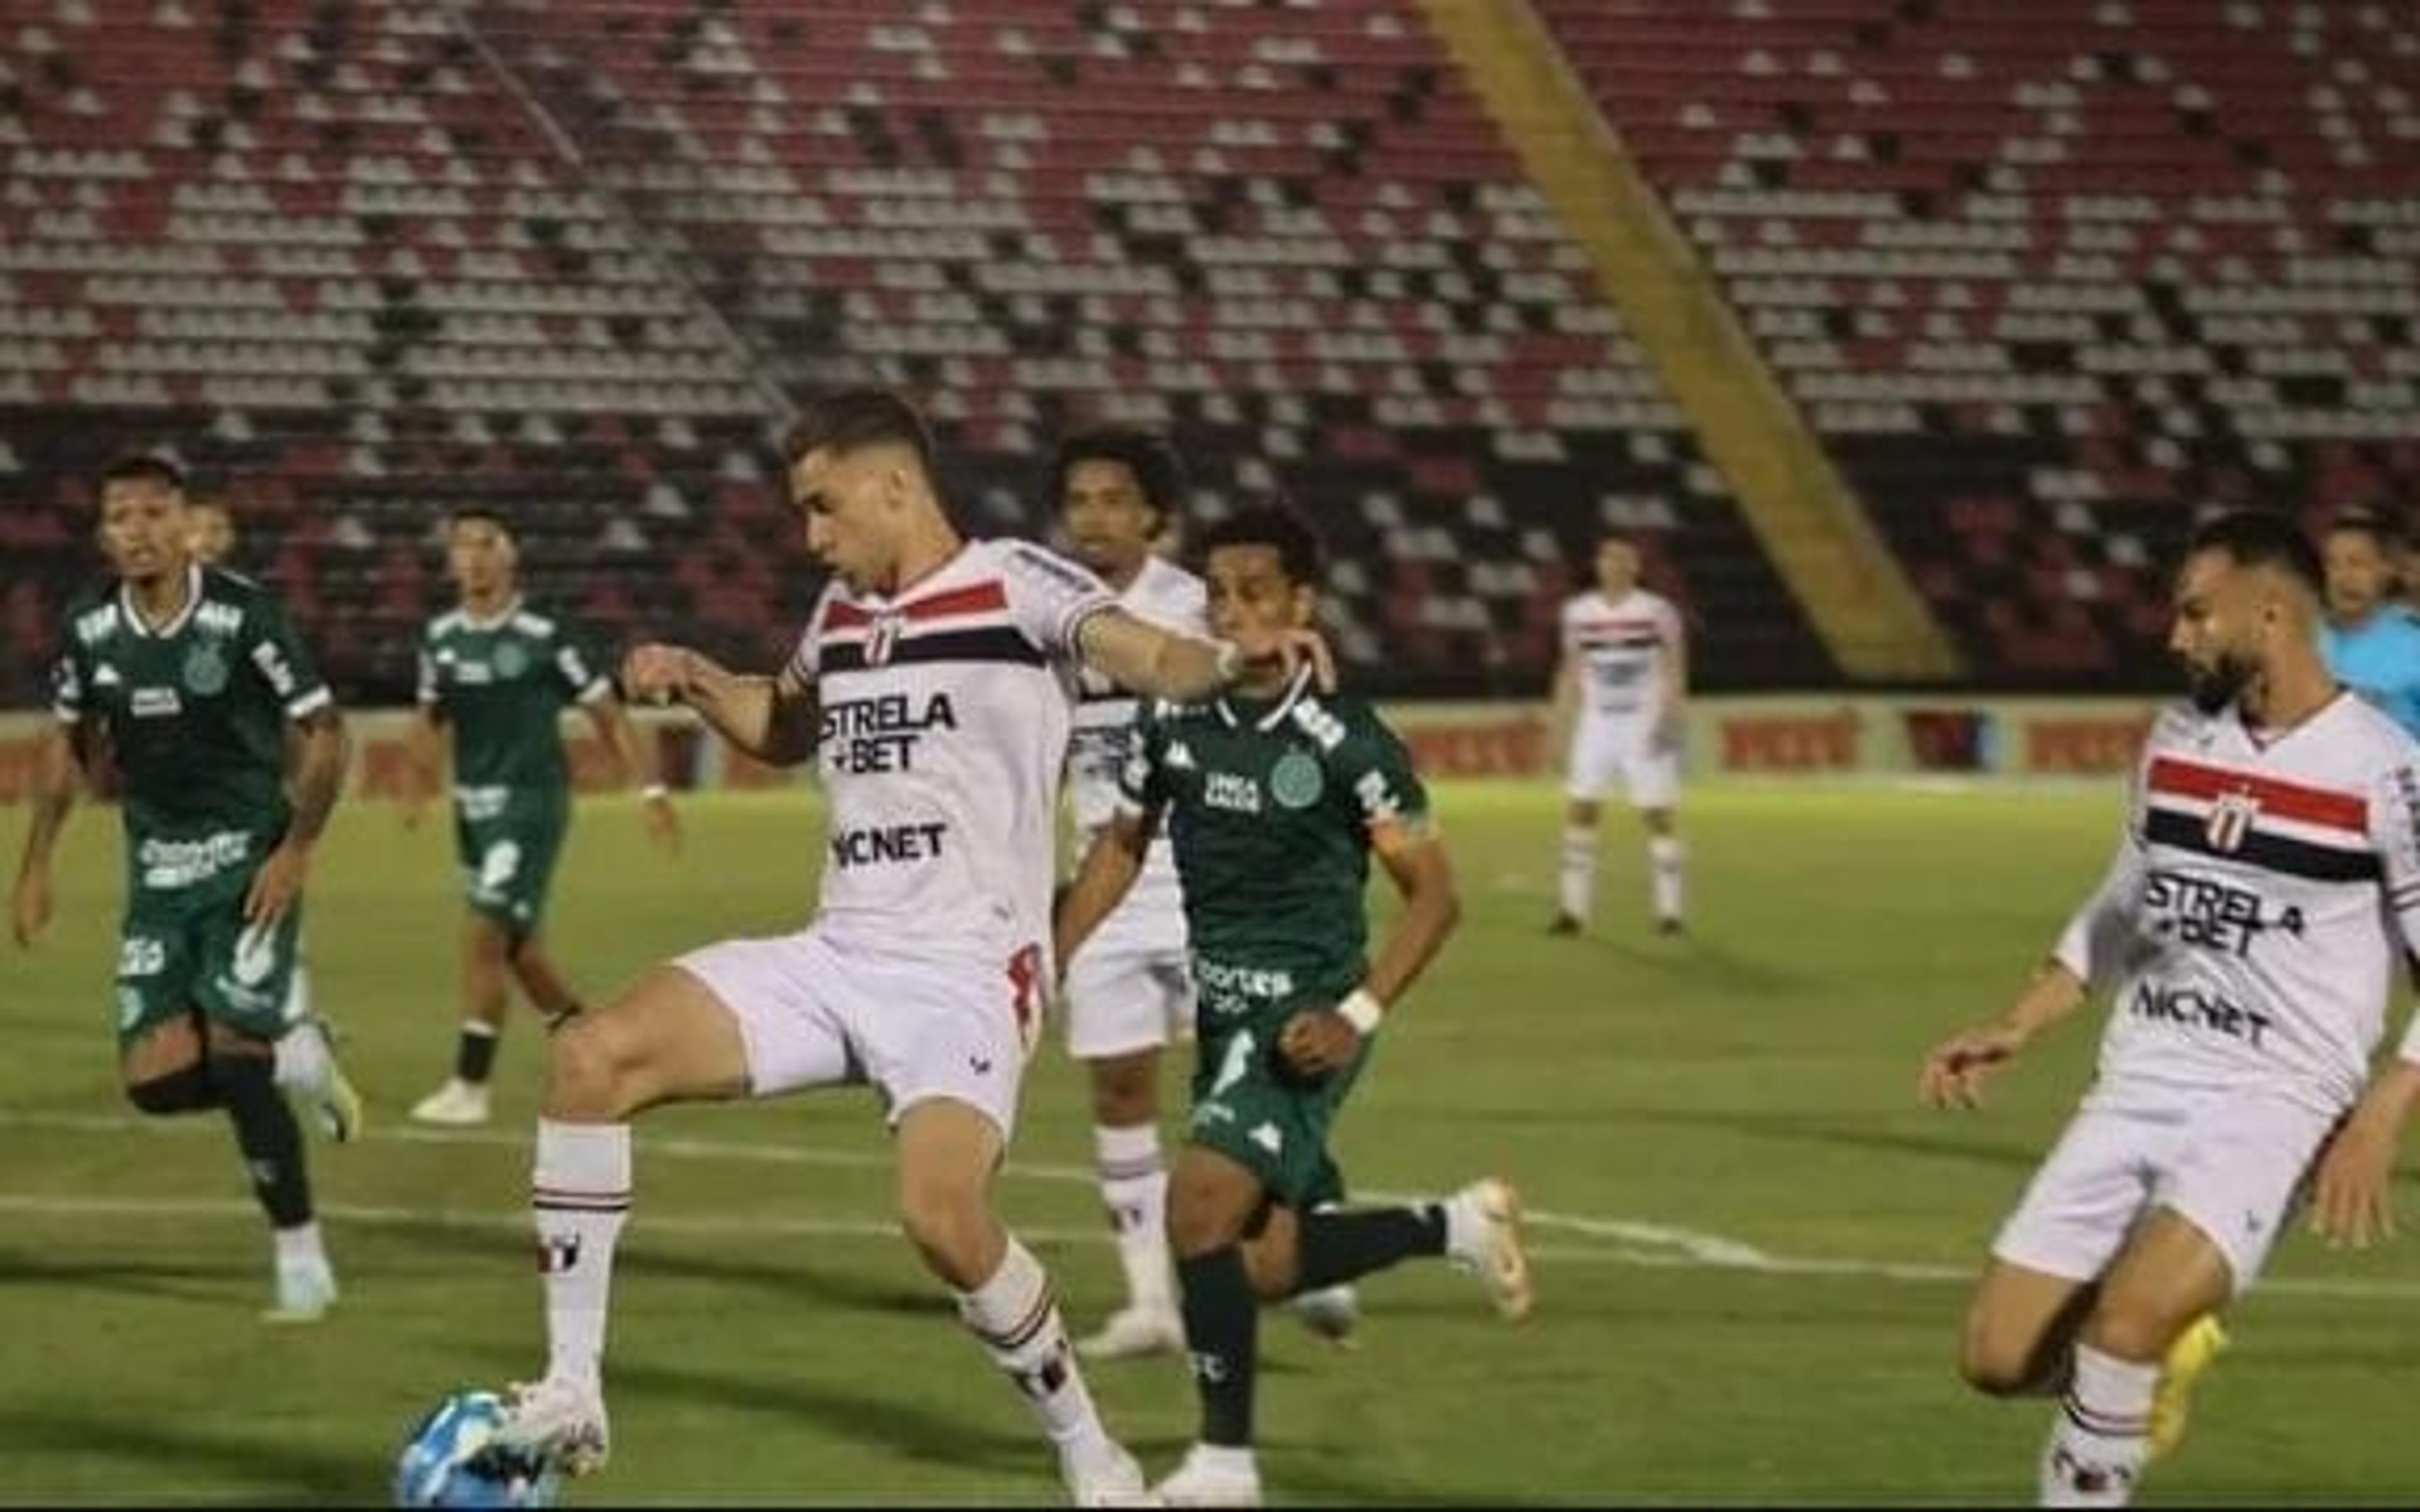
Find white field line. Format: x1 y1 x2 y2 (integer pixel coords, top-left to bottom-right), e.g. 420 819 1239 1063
6 1110 2419 1300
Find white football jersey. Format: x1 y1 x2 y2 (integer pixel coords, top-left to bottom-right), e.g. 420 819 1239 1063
790 539 1114 971
2056 694 2420 1117
1561 589 1682 723
1064 556 1204 949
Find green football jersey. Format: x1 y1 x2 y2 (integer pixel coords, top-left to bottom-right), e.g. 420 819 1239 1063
417 599 609 794
50 564 331 888
1119 673 1431 1004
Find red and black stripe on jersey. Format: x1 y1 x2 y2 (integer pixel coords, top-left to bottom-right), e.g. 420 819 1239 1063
2142 755 2380 883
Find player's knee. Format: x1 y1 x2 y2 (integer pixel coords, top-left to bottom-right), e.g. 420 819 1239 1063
1957 1335 2041 1397
124 1063 217 1116
2082 1295 2191 1364
1086 1061 1156 1128
544 1014 642 1118
1165 1177 1250 1257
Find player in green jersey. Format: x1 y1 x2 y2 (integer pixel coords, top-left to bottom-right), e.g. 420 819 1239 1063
1055 504 1534 1506
402 508 679 1126
9 454 355 1321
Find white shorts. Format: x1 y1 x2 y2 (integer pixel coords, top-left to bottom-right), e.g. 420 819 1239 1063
1991 1089 2339 1296
1064 937 1195 1060
1567 721 1680 809
675 927 1036 1140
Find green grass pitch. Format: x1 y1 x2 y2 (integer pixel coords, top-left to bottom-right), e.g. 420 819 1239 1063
3 781 2415 1504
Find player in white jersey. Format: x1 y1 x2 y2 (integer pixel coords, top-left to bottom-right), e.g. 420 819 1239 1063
1547 533 1689 937
1049 429 1362 1361
1919 510 2420 1508
475 390 1331 1507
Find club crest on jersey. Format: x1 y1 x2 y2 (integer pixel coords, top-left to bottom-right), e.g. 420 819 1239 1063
864 610 907 668
493 641 529 679
2204 789 2260 854
181 641 228 696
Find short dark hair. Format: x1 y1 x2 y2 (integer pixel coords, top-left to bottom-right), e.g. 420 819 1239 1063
2325 510 2400 551
781 388 935 476
2187 509 2324 597
98 453 187 496
447 505 516 538
1051 427 1185 527
1196 502 1323 588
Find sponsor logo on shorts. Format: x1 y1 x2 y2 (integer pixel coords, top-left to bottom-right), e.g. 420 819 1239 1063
136 831 250 890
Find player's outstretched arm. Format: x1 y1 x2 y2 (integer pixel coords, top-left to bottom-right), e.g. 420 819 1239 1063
583 697 681 854
1917 959 2087 1110
1279 827 1462 1076
1075 607 1334 701
1053 810 1153 976
10 725 79 948
398 704 447 829
624 644 821 768
248 706 347 927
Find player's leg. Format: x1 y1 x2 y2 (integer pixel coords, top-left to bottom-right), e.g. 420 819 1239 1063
2038 1212 2230 1508
411 910 513 1124
2036 1094 2330 1503
1553 724 1611 933
495 955 760 1475
509 934 589 1026
269 936 362 1142
1239 1179 1533 1322
1631 747 1685 935
1959 1259 2098 1398
1160 1143 1278 1505
1064 945 1183 1358
190 897 331 1321
877 961 1143 1504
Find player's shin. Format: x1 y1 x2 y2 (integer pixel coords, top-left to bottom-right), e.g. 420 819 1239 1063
1288 1204 1446 1292
1558 826 1596 923
1177 1247 1260 1450
210 1051 312 1230
531 1118 631 1387
1649 835 1685 924
2039 1344 2157 1508
1096 1121 1175 1310
955 1236 1112 1450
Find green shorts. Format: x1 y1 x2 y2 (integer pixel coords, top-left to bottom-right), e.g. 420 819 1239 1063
454 787 569 936
1187 1005 1366 1211
116 872 304 1050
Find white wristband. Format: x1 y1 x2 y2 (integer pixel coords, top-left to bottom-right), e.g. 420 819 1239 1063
640 783 669 801
1336 988 1384 1038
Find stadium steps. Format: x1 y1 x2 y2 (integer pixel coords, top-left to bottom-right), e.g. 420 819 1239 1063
1415 0 1962 683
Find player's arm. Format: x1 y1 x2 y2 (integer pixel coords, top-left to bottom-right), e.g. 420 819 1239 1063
1075 606 1333 701
625 644 821 768
248 703 347 928
1657 615 1690 745
400 703 448 828
1918 832 2140 1110
2309 760 2420 1249
1279 818 1461 1077
578 686 681 854
10 724 81 948
1053 808 1155 976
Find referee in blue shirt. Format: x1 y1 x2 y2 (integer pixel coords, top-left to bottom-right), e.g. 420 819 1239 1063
2319 512 2420 740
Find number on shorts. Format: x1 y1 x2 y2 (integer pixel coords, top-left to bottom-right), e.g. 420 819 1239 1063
1005 943 1042 1042
117 936 166 979
1211 1029 1255 1099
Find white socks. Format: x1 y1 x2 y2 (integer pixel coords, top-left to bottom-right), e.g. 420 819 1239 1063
2041 1344 2157 1508
1650 835 1686 924
272 1218 327 1268
1095 1122 1173 1314
957 1237 1107 1450
532 1118 631 1387
1557 825 1596 922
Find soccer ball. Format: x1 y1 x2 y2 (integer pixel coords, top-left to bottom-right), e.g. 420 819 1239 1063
393 1391 560 1509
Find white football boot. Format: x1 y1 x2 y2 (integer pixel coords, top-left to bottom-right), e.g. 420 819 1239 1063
1060 1436 1153 1507
1153 1444 1262 1507
1444 1177 1534 1322
409 1078 493 1126
262 1253 339 1324
490 1374 611 1477
1289 1283 1360 1348
1077 1302 1187 1360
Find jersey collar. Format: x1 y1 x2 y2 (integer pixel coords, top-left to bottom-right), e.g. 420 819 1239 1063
1216 663 1315 732
119 563 203 639
459 593 524 632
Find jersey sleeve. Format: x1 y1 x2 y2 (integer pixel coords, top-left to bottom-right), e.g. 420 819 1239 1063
552 624 613 704
243 593 333 722
2365 756 2420 1064
49 635 88 725
1114 701 1170 819
1333 704 1434 847
2051 748 2152 985
998 541 1116 657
